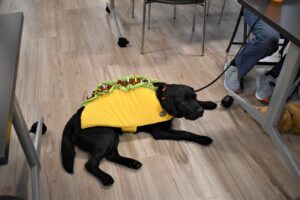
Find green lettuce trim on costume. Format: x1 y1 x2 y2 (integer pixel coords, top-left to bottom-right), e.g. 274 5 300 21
82 75 159 106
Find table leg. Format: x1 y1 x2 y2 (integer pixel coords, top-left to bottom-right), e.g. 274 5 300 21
31 165 40 200
12 98 40 169
12 97 44 200
228 43 300 183
263 43 300 182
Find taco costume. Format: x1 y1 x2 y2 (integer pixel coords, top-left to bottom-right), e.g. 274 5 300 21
81 75 173 132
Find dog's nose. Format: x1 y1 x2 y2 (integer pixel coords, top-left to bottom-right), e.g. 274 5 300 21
196 108 204 116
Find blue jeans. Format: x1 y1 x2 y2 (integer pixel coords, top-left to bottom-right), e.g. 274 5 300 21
235 8 280 78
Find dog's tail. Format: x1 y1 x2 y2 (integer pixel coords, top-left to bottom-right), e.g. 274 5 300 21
61 107 84 174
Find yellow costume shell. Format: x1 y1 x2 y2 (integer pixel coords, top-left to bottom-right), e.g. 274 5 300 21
81 76 173 132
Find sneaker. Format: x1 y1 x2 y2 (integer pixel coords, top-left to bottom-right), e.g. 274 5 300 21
224 62 241 93
255 74 275 103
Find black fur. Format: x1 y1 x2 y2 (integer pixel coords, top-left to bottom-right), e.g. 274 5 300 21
61 82 217 186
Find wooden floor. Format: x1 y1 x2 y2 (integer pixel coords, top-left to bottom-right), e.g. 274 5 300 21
1 0 300 199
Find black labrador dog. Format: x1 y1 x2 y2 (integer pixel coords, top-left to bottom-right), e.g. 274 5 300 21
61 82 217 186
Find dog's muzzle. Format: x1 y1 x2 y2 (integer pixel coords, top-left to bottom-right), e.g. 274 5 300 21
185 107 204 120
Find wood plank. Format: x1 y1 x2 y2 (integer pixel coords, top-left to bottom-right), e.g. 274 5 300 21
0 0 299 199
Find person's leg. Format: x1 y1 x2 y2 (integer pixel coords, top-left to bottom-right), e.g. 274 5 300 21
264 55 300 100
235 8 281 78
255 49 283 103
224 9 280 93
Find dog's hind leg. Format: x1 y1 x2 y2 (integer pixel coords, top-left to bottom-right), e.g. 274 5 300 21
85 151 114 186
105 134 142 169
106 150 142 169
76 127 120 186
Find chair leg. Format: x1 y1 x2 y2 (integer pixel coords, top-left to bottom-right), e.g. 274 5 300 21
206 0 210 16
226 7 243 52
147 3 151 29
192 5 196 32
218 0 227 24
202 1 206 56
173 5 177 19
279 39 289 56
131 0 135 18
141 1 147 54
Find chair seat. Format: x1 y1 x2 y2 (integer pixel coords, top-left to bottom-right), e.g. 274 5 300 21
147 0 204 5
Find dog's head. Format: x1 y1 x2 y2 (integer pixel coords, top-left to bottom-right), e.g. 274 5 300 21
155 82 204 120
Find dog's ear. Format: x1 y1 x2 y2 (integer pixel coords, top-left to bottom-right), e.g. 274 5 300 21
162 94 178 117
154 82 167 90
154 82 168 98
154 82 178 117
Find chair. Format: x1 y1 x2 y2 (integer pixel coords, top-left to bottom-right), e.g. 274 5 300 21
141 0 207 55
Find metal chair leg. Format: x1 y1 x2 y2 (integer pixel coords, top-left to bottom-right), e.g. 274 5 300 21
147 3 151 29
202 1 206 56
206 0 210 16
173 5 177 19
226 7 244 52
192 5 196 31
131 0 135 18
218 0 227 24
141 0 147 54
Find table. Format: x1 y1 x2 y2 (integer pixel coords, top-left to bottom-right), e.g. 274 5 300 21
231 0 300 183
0 13 23 165
0 12 45 200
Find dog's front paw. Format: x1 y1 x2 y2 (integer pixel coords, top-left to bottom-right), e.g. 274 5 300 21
205 101 218 110
101 175 114 186
197 136 213 146
128 160 142 169
198 101 217 110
